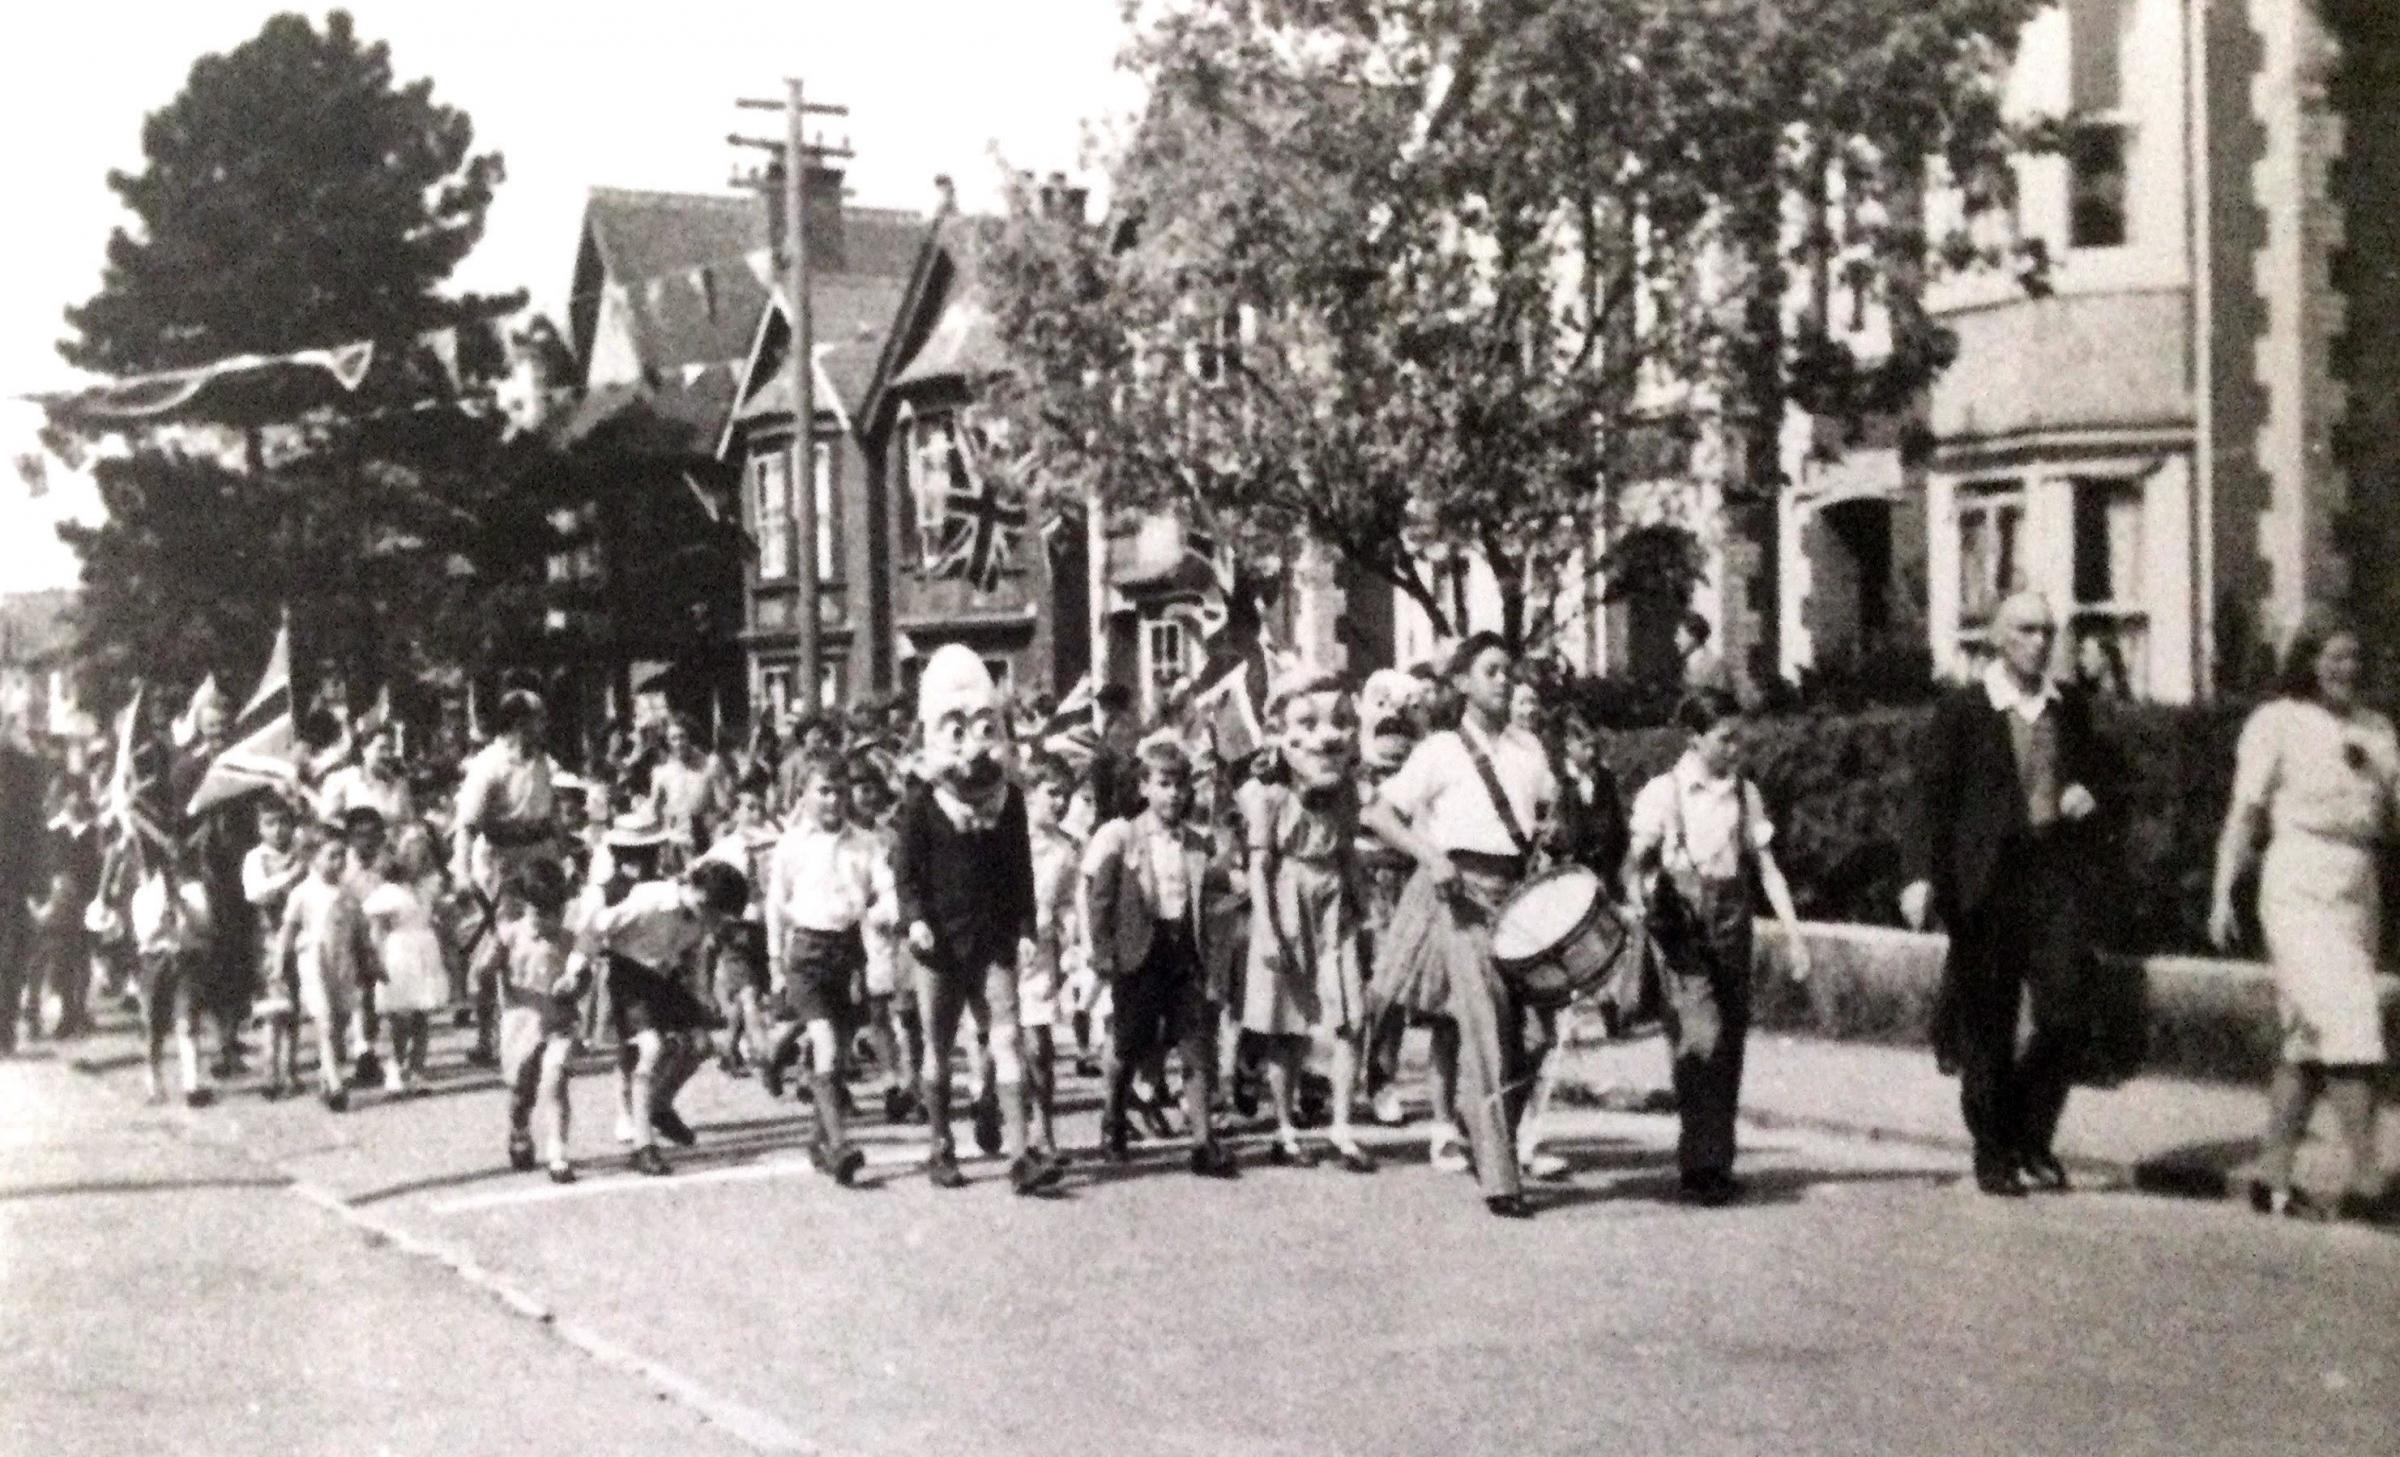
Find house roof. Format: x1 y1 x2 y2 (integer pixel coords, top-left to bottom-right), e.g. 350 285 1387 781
718 271 910 452
570 186 921 385
862 211 1011 431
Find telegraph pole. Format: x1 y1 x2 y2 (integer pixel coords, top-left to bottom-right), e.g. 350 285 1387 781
735 82 849 707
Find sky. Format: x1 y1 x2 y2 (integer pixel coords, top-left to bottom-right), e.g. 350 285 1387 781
0 0 1144 593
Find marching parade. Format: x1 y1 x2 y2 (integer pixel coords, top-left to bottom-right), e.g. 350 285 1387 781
4 2 2398 1453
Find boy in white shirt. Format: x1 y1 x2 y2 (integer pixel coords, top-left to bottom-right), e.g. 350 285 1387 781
240 798 310 1099
760 752 879 1185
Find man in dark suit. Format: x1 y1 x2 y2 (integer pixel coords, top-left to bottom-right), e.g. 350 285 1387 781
1901 591 2110 1196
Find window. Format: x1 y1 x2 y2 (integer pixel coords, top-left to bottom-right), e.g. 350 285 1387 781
2071 477 2146 694
812 439 839 582
1143 617 1193 698
2067 126 2128 249
911 415 961 570
751 447 792 580
1956 482 2025 637
761 666 792 722
2066 0 2131 249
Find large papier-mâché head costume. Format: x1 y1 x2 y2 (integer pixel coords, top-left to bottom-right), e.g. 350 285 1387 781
1266 664 1356 792
917 644 1010 799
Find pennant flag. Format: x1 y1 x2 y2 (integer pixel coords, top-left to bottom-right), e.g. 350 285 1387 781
169 673 219 749
745 249 775 288
103 687 176 874
680 362 712 388
187 620 300 816
928 419 1028 593
424 327 462 391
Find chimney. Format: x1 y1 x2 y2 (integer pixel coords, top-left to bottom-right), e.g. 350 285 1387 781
803 163 847 274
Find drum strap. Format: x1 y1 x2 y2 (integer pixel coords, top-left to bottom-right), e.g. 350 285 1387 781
1460 729 1535 860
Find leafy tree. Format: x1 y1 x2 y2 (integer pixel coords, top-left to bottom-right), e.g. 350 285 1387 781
980 0 2043 650
61 8 510 374
49 10 561 709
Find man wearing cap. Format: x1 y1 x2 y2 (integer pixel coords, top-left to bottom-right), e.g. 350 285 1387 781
453 690 557 1064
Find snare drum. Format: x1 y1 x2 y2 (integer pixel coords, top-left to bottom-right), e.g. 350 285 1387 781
1490 865 1631 1011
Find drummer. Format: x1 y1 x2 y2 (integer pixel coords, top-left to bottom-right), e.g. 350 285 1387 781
1360 632 1559 1219
1622 687 1812 1205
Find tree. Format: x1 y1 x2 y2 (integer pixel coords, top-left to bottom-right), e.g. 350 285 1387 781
50 10 554 710
979 0 2043 651
61 8 509 374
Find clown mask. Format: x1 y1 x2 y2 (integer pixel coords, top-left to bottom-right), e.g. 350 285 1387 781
1272 680 1356 791
916 645 1009 799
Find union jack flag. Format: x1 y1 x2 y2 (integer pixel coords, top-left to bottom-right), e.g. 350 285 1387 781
102 687 177 878
929 422 1028 593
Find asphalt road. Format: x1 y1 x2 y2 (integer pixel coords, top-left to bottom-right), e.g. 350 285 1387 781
6 1015 2397 1457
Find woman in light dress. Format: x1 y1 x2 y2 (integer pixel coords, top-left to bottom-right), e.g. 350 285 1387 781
2210 614 2394 1220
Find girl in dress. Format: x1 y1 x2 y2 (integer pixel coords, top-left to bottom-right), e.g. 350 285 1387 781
361 828 451 1094
1240 668 1375 1172
2211 614 2396 1220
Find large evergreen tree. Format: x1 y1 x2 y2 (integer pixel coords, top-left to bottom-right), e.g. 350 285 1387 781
61 9 509 374
52 11 562 709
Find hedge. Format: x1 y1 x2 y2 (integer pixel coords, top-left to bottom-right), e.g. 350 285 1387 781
1590 698 2259 959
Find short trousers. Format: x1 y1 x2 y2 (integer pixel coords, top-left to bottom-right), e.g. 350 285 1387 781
1108 921 1210 1069
606 953 720 1039
712 921 769 1006
785 926 866 1027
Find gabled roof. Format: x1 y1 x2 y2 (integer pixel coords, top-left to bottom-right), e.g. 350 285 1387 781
567 186 922 388
716 272 911 456
860 210 1009 433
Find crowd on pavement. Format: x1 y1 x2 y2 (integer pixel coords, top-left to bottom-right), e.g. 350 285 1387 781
0 591 2390 1223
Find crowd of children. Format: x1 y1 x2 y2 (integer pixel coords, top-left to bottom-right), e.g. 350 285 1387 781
22 629 1822 1219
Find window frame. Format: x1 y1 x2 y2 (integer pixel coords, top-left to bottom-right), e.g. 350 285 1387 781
750 445 793 582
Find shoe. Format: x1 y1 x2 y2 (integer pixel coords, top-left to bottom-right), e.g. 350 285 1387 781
2020 1150 2070 1192
1072 1055 1102 1079
1268 1138 1318 1168
1429 1132 1470 1175
829 1144 867 1188
883 1085 910 1123
630 1146 672 1177
970 1089 1003 1157
614 1112 636 1145
1099 1120 1132 1165
1485 1194 1535 1219
508 1133 538 1172
464 1045 497 1068
926 1153 969 1190
352 1052 383 1087
1138 1101 1176 1141
1189 1143 1240 1179
1974 1164 2027 1198
184 1088 215 1109
1232 1075 1260 1120
322 1087 349 1113
453 1008 475 1028
653 1108 698 1148
758 1055 786 1100
261 1081 287 1103
1522 1148 1571 1183
1370 1086 1406 1127
1329 1139 1379 1174
2335 1189 2389 1224
1009 1151 1065 1196
546 1162 578 1185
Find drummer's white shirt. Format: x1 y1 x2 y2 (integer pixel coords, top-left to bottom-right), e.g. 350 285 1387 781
1378 721 1556 858
1628 751 1772 883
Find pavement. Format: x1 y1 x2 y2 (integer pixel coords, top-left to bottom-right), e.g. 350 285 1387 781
3 1005 2397 1457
